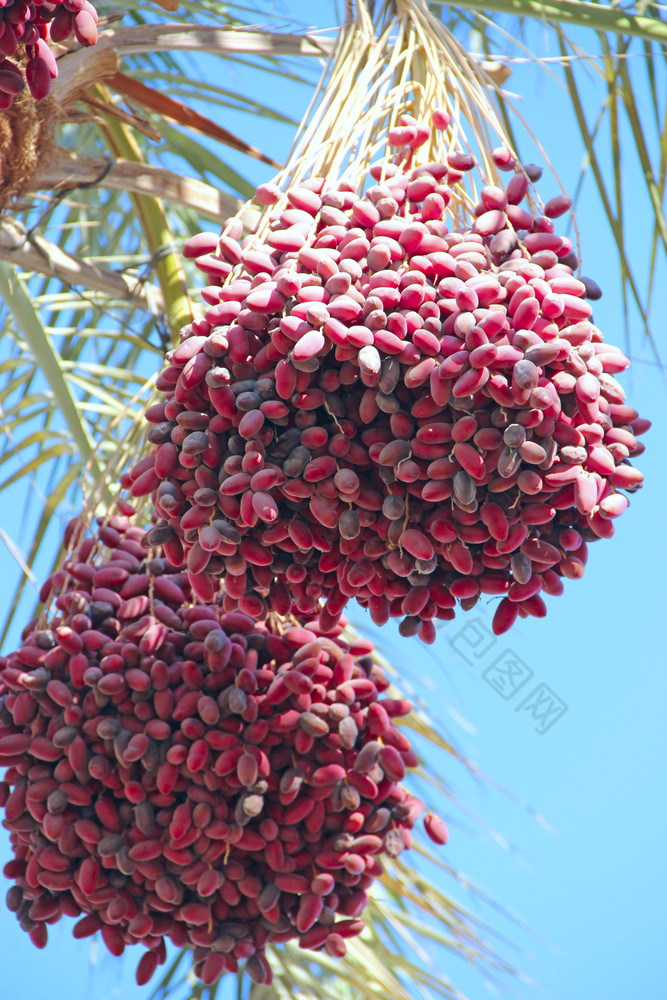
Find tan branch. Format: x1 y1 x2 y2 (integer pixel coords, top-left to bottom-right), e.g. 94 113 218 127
52 26 334 104
103 24 335 60
0 221 164 311
30 152 259 228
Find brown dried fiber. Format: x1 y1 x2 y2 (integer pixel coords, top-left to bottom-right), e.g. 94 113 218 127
0 91 61 214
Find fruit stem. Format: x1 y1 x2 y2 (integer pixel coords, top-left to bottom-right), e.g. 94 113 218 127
92 88 194 343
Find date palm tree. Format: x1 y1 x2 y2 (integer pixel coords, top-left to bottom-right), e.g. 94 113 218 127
0 1 664 997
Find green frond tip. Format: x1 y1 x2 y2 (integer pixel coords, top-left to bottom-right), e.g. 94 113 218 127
0 261 108 496
430 0 667 45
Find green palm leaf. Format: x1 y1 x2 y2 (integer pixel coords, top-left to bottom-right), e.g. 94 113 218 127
432 0 667 44
429 0 667 359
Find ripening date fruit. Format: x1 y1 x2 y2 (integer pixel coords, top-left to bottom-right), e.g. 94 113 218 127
132 115 646 641
0 510 446 984
0 3 99 105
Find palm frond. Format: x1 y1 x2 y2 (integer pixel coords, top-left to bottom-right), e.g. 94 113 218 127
0 261 105 484
0 219 165 306
427 1 667 361
431 0 667 45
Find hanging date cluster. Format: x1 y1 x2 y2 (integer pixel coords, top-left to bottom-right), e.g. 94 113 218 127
0 508 442 985
130 112 647 641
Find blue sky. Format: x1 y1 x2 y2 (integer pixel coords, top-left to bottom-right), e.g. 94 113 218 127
1 3 665 998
